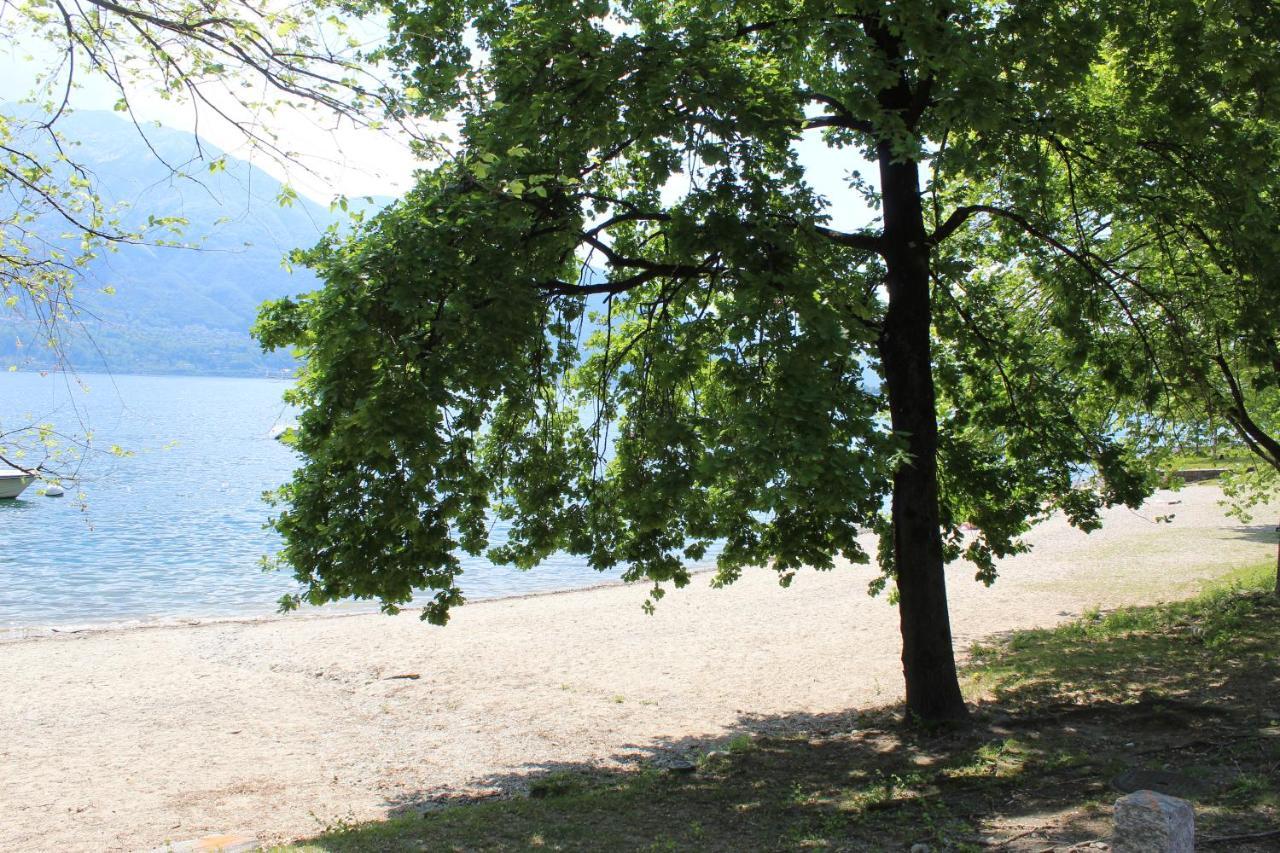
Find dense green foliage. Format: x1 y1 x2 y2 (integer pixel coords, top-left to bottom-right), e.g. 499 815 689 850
262 2 1116 608
996 0 1280 511
256 0 1277 714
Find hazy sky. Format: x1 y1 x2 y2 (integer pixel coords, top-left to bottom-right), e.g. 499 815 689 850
1 29 875 230
0 37 423 203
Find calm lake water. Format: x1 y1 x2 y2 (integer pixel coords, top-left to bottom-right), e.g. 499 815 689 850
0 372 631 631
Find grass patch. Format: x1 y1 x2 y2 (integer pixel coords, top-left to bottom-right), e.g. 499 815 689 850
279 565 1280 852
1165 449 1256 471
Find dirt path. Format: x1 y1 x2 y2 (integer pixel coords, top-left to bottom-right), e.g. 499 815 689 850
1 485 1274 851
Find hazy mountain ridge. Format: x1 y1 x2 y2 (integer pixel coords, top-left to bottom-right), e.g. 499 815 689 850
1 108 385 376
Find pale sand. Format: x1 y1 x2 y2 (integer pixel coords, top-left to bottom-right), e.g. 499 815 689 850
1 486 1275 852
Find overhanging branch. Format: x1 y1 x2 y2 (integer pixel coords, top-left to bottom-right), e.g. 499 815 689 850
800 91 874 134
537 254 719 297
815 225 883 253
927 205 981 245
929 204 1174 400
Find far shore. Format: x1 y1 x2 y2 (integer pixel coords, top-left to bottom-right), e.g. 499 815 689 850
1 365 297 381
1 484 1275 853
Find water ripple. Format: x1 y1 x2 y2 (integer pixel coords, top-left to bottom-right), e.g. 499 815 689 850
0 372 633 630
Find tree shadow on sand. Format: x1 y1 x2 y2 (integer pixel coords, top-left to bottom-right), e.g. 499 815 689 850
296 579 1280 852
1220 522 1280 547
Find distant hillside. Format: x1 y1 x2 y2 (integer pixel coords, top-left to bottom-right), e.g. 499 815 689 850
0 108 389 376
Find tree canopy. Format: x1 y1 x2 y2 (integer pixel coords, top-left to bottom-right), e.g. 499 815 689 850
256 0 1279 720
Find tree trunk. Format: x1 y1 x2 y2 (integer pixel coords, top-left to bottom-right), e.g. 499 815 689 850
876 143 969 723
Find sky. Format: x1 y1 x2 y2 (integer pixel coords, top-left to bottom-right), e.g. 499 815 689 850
0 37 424 203
0 21 876 231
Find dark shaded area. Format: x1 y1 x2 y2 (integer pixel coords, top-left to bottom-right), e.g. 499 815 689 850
1222 523 1280 547
294 578 1280 852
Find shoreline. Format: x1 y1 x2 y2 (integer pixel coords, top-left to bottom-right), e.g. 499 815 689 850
0 569 656 644
1 484 1240 643
3 485 1277 852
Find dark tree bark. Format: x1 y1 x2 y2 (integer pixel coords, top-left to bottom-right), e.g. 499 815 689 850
876 140 969 723
850 12 968 723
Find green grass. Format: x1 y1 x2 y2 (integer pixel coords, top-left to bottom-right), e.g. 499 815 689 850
279 564 1280 852
1165 448 1257 471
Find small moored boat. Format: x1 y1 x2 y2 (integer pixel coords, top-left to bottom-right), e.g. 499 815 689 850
0 468 37 500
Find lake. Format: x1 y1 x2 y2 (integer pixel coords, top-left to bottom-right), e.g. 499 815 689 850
0 372 632 632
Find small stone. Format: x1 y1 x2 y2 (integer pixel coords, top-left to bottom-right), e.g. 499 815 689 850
1113 790 1194 853
665 758 697 774
909 844 932 853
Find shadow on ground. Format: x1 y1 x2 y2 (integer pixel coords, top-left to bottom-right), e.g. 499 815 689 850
288 573 1280 852
1221 522 1280 546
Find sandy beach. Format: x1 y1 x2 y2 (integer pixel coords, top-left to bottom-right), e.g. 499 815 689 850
1 485 1275 851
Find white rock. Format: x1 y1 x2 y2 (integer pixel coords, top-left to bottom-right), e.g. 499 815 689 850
1113 789 1194 853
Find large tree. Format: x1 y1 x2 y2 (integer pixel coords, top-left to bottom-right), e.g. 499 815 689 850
250 0 1228 722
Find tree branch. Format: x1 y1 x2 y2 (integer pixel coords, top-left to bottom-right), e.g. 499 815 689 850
934 204 1173 399
536 257 716 297
1213 348 1280 469
803 114 874 133
799 91 874 134
927 205 980 245
815 225 883 253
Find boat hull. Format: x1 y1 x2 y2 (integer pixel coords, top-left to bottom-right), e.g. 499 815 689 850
0 473 35 499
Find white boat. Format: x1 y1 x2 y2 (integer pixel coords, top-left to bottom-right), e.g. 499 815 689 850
0 468 36 499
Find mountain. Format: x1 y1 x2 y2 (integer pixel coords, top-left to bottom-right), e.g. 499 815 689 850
0 108 390 376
